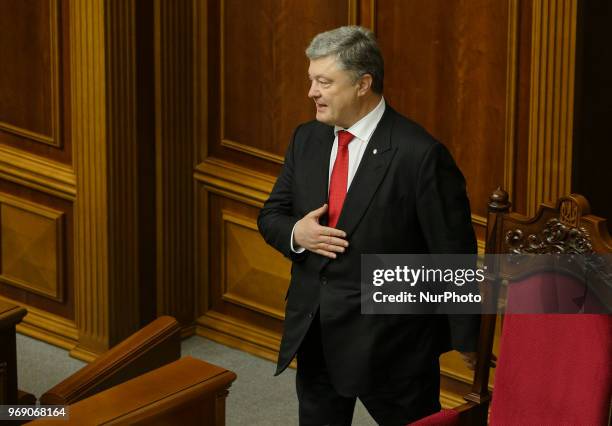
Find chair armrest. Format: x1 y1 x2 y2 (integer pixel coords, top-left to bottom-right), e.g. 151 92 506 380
408 409 460 426
29 356 237 426
40 316 181 405
408 401 489 426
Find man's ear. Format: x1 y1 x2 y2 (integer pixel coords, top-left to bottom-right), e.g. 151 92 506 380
357 74 373 96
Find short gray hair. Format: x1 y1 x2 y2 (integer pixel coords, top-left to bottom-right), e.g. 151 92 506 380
306 26 384 94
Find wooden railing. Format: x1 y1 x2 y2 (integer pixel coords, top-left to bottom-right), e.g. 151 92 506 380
29 356 236 425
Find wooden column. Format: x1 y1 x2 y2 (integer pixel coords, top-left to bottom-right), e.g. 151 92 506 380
526 0 577 215
70 0 141 359
154 0 195 328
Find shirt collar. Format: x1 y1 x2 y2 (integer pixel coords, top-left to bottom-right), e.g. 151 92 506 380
334 96 386 143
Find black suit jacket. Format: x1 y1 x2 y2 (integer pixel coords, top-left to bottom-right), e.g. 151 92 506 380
258 105 479 396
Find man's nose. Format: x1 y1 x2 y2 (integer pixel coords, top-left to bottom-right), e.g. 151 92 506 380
308 81 319 99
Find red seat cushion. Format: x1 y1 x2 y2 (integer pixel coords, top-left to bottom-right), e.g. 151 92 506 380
490 313 611 425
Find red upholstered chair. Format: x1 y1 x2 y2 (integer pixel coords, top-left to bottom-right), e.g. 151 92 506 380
410 189 612 426
489 314 610 425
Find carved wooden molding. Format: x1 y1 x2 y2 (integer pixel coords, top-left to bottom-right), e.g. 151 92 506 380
194 158 275 206
197 310 283 362
0 294 78 352
439 391 465 410
0 145 76 200
504 194 596 255
220 139 284 164
526 0 577 215
18 310 78 348
505 218 593 255
471 214 487 227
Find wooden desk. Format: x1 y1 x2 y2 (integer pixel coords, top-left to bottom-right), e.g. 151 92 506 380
0 300 27 404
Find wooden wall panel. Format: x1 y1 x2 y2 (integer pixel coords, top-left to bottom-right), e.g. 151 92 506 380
220 210 290 320
0 181 73 321
196 176 291 362
0 0 71 163
376 0 511 225
0 193 64 301
194 158 297 362
0 0 77 350
207 194 287 333
207 0 352 175
0 0 57 142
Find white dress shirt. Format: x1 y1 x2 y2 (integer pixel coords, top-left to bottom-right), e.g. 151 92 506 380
329 96 386 189
291 97 386 252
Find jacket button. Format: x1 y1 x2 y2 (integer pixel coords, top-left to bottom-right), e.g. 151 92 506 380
321 276 327 285
307 312 313 318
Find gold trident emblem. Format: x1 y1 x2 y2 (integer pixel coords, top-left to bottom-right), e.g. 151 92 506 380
560 199 578 227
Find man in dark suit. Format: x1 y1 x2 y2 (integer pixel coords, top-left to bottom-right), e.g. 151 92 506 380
258 26 479 425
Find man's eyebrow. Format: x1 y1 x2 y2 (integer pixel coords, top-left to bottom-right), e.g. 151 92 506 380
308 74 332 81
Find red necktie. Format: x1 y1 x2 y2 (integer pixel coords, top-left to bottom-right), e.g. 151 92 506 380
328 130 354 228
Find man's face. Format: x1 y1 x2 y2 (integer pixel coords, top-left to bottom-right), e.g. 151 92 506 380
308 56 361 128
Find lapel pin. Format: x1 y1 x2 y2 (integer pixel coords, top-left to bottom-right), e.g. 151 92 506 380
373 148 378 155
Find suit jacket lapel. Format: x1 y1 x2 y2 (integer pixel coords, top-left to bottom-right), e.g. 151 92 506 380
307 124 334 217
